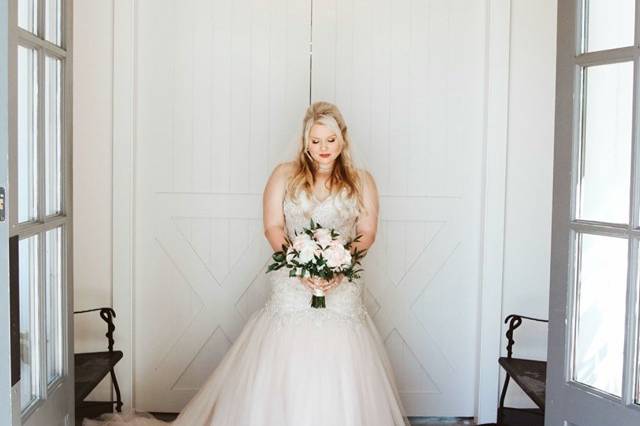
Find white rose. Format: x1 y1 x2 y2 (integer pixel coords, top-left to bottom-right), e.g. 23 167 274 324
298 246 318 264
341 249 352 268
313 228 333 248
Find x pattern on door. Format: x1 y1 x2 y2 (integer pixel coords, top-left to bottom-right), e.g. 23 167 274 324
140 192 465 415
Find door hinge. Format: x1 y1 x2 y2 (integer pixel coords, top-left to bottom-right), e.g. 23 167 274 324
0 187 5 222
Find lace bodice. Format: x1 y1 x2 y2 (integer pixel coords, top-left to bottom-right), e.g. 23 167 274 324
263 188 368 329
282 187 359 241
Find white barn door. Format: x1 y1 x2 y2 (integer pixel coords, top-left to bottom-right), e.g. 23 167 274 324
130 0 489 417
311 0 487 416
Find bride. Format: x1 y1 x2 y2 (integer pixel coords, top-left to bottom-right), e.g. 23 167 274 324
84 101 411 426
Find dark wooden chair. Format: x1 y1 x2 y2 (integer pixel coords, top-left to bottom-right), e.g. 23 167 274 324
497 314 548 426
74 307 123 422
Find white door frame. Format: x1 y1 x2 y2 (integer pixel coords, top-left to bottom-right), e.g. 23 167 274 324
112 0 136 410
111 0 513 421
1 0 17 423
476 0 511 422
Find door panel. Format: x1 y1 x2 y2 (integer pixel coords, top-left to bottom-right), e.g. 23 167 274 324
11 0 74 423
133 0 311 411
311 0 487 416
546 0 640 424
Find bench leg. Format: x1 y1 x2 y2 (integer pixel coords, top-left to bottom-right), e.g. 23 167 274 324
497 374 511 424
110 368 123 412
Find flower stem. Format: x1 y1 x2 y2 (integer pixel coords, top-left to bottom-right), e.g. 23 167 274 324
311 295 326 309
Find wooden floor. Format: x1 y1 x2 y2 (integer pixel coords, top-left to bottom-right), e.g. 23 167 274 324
149 412 476 425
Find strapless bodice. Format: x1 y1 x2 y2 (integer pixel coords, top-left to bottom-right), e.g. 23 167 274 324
263 188 367 330
282 187 359 242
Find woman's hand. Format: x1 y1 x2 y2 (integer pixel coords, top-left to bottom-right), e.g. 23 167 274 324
300 276 321 293
300 274 344 293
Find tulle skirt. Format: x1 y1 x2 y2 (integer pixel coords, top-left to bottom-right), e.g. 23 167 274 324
83 299 411 426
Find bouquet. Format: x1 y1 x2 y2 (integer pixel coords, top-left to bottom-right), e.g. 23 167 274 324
267 219 367 308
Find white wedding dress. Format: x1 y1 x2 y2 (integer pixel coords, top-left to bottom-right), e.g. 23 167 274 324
84 189 411 426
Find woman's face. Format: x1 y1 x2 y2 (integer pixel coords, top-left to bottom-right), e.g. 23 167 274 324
307 123 342 167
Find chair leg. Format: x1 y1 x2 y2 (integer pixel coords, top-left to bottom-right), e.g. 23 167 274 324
110 368 123 412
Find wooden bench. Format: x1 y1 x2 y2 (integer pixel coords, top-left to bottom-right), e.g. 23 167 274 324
497 314 548 426
74 307 123 422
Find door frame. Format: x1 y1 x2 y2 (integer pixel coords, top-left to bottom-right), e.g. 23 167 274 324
476 0 512 422
1 0 16 423
111 0 136 410
111 0 513 420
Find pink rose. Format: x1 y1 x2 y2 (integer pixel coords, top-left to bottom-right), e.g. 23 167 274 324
323 244 352 269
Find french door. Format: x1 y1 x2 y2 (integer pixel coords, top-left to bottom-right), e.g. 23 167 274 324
8 0 74 424
547 0 640 424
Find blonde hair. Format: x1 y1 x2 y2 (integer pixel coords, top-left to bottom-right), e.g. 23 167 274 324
286 101 365 213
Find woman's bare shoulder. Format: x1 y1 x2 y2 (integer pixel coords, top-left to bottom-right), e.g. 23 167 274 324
266 162 296 193
272 161 296 178
356 168 375 186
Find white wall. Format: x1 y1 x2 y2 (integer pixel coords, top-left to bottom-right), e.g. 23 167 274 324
71 0 558 415
72 0 114 401
501 0 557 408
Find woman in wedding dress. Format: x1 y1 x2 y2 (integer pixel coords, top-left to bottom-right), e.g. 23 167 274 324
84 101 411 426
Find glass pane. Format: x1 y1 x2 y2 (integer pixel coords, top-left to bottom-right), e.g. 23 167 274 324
637 250 640 405
637 272 640 405
573 233 627 397
577 62 633 224
45 56 62 215
19 235 39 411
18 0 37 34
45 227 63 384
45 0 62 46
18 46 38 223
583 0 635 52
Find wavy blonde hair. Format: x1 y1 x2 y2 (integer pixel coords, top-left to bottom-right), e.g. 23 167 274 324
286 101 365 213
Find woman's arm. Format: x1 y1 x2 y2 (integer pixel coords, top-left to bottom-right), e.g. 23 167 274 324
350 170 379 255
322 170 378 292
263 163 292 252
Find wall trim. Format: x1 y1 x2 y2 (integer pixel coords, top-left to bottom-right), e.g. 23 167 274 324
112 0 136 409
476 0 511 423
